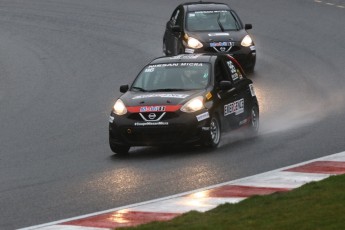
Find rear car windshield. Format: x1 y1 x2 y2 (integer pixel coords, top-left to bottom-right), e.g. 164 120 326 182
186 10 240 32
132 63 210 91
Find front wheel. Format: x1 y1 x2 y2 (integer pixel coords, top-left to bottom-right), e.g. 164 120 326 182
249 105 259 135
204 115 221 148
109 141 130 157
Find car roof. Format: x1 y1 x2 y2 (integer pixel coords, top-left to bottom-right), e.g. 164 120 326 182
149 54 217 65
181 1 230 12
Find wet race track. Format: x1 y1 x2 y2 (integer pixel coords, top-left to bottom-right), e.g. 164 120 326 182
0 0 345 229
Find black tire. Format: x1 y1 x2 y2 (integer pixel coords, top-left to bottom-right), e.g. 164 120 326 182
245 57 256 74
204 115 221 148
109 142 130 156
245 65 255 74
249 105 259 135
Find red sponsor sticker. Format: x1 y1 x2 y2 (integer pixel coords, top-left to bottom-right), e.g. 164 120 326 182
127 105 181 113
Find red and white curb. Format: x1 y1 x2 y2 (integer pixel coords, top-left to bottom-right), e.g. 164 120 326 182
20 151 345 230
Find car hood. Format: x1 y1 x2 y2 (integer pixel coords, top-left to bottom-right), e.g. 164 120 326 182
120 89 206 108
187 30 247 43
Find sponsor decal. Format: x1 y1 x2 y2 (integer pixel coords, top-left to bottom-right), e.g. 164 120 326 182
206 92 212 100
144 68 155 72
249 84 256 97
172 10 180 24
196 112 210 122
185 48 195 54
148 63 179 68
208 32 230 36
145 62 203 70
239 118 248 126
227 61 242 81
139 106 166 112
132 94 189 99
109 116 114 123
169 54 202 59
195 10 228 14
224 98 244 116
180 63 203 66
134 122 169 126
128 105 181 113
210 42 234 47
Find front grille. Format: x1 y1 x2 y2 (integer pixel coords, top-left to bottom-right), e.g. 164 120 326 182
204 45 241 53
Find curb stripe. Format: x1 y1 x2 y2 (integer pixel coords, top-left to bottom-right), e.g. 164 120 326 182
286 161 345 174
63 211 180 229
20 151 345 230
190 185 290 198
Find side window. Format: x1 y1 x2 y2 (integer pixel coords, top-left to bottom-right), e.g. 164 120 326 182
226 59 244 83
214 59 232 86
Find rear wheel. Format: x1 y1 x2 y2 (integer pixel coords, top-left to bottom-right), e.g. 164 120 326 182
204 115 221 148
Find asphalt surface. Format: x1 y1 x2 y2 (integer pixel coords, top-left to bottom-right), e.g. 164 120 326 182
0 0 344 229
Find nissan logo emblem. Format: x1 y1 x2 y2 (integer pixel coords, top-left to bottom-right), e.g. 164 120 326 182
148 113 156 120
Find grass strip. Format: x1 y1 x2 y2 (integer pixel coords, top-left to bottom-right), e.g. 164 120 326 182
121 174 345 230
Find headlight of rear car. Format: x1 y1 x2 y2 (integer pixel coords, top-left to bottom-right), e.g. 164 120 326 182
241 35 253 47
187 37 203 49
180 96 204 113
113 99 127 115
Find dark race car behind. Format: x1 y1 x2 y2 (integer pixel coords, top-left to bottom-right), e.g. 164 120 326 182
163 1 256 72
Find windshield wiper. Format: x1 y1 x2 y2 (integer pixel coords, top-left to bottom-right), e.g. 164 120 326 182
131 86 147 92
231 12 241 31
217 13 225 32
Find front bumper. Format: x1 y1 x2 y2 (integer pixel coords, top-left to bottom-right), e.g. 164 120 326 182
184 44 256 70
109 110 211 146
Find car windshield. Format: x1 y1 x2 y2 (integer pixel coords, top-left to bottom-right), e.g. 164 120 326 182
186 10 240 32
131 63 210 92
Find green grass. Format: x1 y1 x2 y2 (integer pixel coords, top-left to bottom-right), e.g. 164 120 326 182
121 174 345 230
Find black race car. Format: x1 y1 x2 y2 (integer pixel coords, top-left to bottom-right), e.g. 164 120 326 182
109 54 259 155
163 1 256 72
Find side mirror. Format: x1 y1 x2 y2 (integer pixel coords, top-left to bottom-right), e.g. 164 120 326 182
245 24 252 30
120 85 129 93
172 25 181 32
219 81 233 90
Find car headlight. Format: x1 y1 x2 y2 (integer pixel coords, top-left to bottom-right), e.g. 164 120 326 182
187 37 203 49
241 35 253 47
180 96 204 113
113 99 127 115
